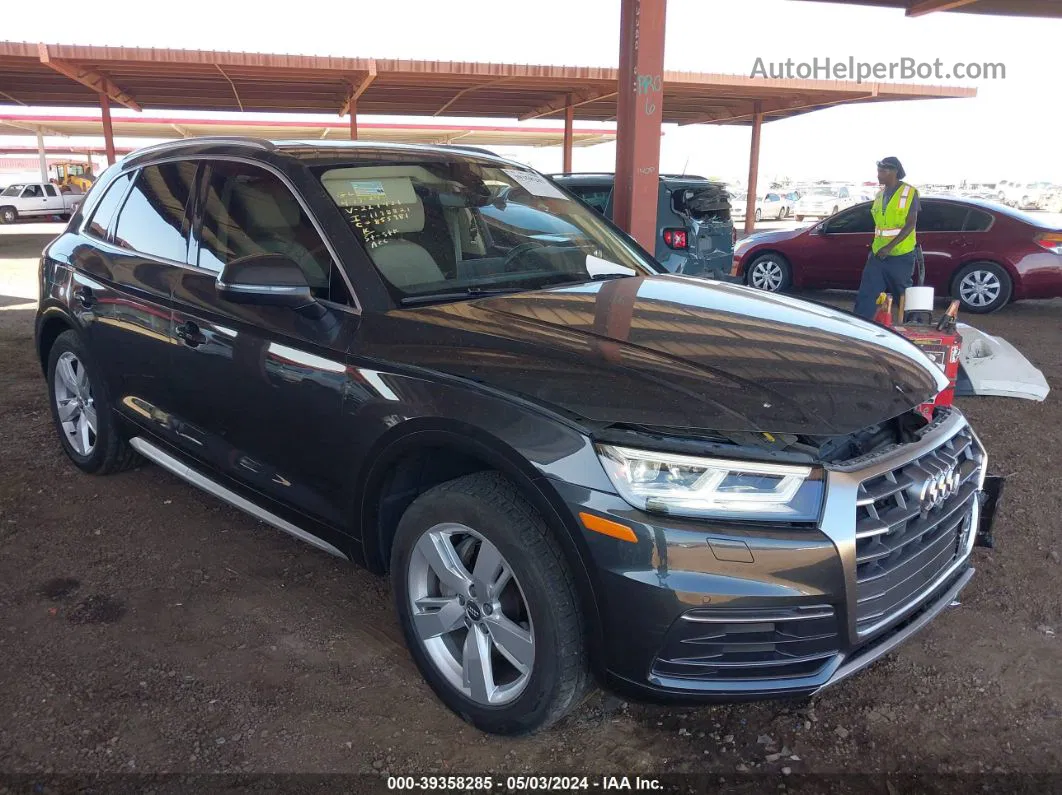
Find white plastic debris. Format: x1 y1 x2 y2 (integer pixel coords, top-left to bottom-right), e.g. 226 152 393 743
956 323 1050 401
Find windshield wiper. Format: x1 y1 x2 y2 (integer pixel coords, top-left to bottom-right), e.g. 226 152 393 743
399 287 529 306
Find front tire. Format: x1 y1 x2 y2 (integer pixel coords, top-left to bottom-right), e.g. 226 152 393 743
952 261 1012 314
754 208 762 222
795 214 804 222
0 206 17 224
745 252 792 292
46 330 138 474
390 472 588 735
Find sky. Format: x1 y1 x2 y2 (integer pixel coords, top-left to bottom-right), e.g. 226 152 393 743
2 0 1061 186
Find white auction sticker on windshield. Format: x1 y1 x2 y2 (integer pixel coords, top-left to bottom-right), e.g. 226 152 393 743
349 180 388 199
503 169 566 199
586 254 636 277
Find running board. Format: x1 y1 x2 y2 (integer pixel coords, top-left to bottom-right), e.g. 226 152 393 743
129 437 349 561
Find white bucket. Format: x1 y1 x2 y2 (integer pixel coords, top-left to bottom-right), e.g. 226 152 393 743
905 286 935 312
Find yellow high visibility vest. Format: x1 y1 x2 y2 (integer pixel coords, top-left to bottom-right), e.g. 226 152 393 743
870 182 918 255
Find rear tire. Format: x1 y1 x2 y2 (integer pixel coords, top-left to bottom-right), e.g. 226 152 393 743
745 252 792 292
390 472 589 735
795 215 804 222
46 330 138 474
952 261 1012 314
0 206 16 224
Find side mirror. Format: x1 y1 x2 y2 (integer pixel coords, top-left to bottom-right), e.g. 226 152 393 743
216 254 315 308
813 223 828 236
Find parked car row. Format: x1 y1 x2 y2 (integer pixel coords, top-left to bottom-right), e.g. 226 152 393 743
733 196 1062 313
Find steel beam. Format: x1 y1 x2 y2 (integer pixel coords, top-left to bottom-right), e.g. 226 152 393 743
613 0 667 249
36 130 48 183
339 64 377 117
743 102 763 237
349 102 358 140
518 88 617 121
38 45 142 112
563 98 574 173
907 0 979 16
100 94 116 165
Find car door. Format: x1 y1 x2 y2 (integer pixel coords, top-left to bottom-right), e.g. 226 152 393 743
20 184 48 216
916 200 973 288
764 192 781 219
68 163 194 441
167 158 362 529
804 202 875 288
42 183 65 215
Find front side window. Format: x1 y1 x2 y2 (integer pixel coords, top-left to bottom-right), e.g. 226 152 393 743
197 161 349 305
86 172 134 240
22 185 42 198
318 160 655 303
825 204 874 234
113 162 196 262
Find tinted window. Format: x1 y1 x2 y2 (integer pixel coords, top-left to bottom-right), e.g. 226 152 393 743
197 161 349 305
22 185 42 198
964 208 993 232
114 163 196 261
825 204 874 234
838 188 849 198
44 184 58 197
917 201 968 232
86 172 134 240
567 184 611 214
766 193 779 201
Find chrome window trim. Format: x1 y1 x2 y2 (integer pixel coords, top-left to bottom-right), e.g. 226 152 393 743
81 153 362 315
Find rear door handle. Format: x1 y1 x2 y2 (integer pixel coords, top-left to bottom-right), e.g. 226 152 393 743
176 320 207 348
73 285 95 308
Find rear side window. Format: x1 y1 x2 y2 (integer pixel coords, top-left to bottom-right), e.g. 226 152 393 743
196 161 350 305
86 172 134 240
567 185 611 214
44 184 58 197
917 202 968 233
964 209 993 232
826 204 874 234
113 162 196 262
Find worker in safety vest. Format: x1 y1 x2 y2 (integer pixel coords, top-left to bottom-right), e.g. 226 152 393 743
854 156 920 319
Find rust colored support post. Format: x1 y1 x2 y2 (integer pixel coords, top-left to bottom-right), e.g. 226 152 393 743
36 130 48 183
613 0 667 250
349 100 358 141
562 96 574 173
100 94 116 166
744 102 764 237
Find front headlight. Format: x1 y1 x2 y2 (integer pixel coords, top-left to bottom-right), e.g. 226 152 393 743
596 445 825 521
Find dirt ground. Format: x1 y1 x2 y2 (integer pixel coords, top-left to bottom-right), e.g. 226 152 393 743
1 224 1060 792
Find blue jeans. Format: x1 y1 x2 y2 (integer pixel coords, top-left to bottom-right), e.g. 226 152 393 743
854 250 916 319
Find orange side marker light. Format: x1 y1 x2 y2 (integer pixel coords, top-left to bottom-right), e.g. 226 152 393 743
579 512 638 544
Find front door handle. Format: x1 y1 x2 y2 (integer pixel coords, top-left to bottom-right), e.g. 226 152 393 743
175 320 207 348
73 285 95 308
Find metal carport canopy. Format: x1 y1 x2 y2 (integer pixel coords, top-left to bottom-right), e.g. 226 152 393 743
793 0 1062 17
0 41 973 123
0 39 975 241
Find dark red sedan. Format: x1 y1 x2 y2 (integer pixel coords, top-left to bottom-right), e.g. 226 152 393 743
733 196 1062 313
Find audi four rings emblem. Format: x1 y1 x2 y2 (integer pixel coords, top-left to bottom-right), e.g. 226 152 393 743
920 464 960 512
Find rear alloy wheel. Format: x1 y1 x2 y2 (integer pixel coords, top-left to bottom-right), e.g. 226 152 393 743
953 262 1012 314
746 253 791 292
391 472 588 735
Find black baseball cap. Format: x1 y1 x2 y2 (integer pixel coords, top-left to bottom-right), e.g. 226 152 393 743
876 156 906 179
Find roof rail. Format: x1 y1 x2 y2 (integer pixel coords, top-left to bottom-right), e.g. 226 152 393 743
123 136 275 166
434 144 499 156
549 171 615 177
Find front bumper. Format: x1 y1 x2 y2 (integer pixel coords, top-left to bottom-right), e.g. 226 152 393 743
556 409 987 702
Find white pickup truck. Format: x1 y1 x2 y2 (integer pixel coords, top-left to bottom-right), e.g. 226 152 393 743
0 182 83 223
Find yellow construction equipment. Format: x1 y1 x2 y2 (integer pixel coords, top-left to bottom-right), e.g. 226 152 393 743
50 161 95 194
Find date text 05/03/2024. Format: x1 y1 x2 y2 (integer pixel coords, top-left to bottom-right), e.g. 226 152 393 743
386 775 663 791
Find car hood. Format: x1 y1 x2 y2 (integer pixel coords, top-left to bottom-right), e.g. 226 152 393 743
373 276 945 437
737 226 809 250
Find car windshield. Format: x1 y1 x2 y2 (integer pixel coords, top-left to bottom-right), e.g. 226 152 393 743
317 160 656 304
1 185 24 197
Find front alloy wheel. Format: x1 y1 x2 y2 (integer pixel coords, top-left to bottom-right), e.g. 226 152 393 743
408 524 534 706
391 472 588 735
747 254 791 292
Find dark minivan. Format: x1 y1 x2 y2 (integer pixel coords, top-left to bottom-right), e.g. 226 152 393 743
37 138 989 735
